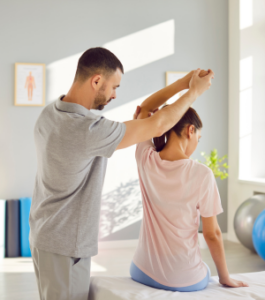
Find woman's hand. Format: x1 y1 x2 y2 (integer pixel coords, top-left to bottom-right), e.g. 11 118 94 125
219 277 249 288
182 69 212 89
199 69 211 78
189 68 214 98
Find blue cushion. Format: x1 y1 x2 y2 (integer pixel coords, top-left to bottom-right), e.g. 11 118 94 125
20 197 32 257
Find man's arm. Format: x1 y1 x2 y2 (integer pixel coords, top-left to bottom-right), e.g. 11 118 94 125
116 69 213 150
116 89 196 150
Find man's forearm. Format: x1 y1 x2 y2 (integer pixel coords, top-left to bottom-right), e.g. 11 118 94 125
141 78 187 112
151 89 197 135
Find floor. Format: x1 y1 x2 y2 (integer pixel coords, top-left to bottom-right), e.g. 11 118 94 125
1 240 265 300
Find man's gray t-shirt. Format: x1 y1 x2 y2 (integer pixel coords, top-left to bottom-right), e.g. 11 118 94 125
29 96 126 258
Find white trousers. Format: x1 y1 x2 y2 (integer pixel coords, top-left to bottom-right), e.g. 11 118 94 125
31 245 91 300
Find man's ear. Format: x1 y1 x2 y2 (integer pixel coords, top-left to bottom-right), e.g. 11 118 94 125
91 74 102 91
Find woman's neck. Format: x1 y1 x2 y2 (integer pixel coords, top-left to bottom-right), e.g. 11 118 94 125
159 135 189 162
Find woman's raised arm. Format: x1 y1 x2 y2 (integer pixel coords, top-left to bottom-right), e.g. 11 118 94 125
117 69 214 150
137 69 210 120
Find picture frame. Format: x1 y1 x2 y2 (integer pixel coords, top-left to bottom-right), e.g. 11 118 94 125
14 63 45 106
165 71 188 105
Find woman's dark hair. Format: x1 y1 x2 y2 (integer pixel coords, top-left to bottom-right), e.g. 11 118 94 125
153 106 203 152
74 47 124 82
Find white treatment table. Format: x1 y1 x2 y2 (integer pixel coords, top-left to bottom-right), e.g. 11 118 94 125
89 271 265 300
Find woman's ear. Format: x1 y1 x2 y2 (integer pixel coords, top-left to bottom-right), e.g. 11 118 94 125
188 125 195 139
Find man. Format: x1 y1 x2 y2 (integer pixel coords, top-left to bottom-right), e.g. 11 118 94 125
29 47 213 300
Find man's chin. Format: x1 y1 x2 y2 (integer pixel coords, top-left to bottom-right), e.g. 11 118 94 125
96 105 105 111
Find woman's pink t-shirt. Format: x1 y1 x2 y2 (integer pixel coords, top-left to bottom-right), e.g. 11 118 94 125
133 140 223 287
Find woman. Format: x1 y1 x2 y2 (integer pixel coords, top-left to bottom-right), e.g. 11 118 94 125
130 71 248 292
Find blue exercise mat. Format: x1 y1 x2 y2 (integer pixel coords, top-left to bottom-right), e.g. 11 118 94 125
20 197 32 257
6 199 20 257
0 199 6 259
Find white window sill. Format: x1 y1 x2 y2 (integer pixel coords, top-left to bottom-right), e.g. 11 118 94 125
238 177 265 187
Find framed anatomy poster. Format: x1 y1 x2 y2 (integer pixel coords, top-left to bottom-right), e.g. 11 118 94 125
166 71 188 104
14 63 45 106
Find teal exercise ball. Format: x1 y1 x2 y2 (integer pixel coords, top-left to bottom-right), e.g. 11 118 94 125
234 194 265 252
252 209 265 260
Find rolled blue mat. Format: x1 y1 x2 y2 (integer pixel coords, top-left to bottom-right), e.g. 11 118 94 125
0 199 6 259
20 197 32 257
6 199 20 257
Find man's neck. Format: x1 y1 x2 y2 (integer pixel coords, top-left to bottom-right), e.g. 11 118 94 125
62 82 94 110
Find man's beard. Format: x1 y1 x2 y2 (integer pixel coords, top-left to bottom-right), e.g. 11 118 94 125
93 87 111 111
94 93 106 111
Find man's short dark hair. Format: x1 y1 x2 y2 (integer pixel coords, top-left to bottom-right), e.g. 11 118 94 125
74 47 124 82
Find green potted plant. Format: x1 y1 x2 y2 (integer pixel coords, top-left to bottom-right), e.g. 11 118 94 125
200 149 229 180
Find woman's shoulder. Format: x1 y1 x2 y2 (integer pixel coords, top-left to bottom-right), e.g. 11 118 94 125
135 140 155 165
191 160 213 177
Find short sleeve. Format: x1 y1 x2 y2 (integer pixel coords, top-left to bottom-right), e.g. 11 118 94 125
135 140 155 165
87 116 126 158
197 169 223 218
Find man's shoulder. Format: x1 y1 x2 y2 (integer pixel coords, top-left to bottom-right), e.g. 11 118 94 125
35 102 54 125
87 113 123 131
40 101 56 116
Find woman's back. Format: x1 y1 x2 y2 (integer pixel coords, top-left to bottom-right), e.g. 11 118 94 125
133 140 223 287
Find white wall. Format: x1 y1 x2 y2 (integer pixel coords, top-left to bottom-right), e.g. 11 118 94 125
228 0 265 242
0 0 229 240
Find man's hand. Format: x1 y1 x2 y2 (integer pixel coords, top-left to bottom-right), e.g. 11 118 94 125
182 69 213 89
133 106 158 120
133 106 141 120
189 68 214 98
